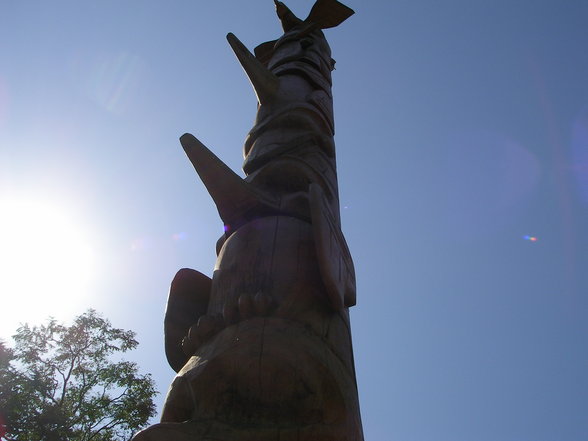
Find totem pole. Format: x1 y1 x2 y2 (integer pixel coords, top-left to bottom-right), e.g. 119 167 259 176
133 1 362 439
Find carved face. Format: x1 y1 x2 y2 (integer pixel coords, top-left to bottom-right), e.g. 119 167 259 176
267 28 335 77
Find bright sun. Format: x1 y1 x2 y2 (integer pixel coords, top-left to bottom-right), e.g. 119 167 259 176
0 196 95 329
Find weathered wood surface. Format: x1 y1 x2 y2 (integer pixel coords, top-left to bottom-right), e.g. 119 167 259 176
133 1 363 440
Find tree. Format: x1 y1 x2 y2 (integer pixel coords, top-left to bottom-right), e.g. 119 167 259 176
0 310 157 441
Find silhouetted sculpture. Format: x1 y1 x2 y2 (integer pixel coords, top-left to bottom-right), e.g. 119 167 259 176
133 1 362 440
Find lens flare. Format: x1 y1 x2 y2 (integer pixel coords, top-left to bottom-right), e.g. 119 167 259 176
172 232 188 241
0 76 8 129
130 237 151 252
571 107 588 202
73 51 147 116
437 130 541 240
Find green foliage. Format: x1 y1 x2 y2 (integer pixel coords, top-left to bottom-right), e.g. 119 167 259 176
0 310 157 441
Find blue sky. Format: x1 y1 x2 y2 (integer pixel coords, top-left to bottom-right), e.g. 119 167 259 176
1 1 587 440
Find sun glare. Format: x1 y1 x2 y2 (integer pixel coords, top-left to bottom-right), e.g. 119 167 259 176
0 196 95 331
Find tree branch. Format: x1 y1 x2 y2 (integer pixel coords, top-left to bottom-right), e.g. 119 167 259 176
86 417 122 441
58 353 77 407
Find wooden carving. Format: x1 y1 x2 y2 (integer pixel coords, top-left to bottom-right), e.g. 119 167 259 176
132 1 363 439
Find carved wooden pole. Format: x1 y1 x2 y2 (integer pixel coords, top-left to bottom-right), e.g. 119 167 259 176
133 1 363 440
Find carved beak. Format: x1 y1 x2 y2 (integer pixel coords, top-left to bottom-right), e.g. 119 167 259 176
226 32 279 105
179 133 279 233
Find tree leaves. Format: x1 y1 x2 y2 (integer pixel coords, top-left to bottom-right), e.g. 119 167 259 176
0 310 157 441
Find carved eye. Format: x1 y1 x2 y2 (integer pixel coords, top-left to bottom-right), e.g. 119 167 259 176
300 38 313 49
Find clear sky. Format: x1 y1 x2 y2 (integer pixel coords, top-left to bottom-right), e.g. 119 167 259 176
1 1 587 440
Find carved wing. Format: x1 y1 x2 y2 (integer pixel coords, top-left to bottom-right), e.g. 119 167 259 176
164 268 212 372
307 0 355 29
309 183 356 310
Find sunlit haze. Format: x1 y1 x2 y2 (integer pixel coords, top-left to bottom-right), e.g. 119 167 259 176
0 195 96 335
1 1 587 440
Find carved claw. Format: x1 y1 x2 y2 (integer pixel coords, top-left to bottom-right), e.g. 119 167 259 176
181 333 199 356
254 291 273 316
238 294 255 319
222 302 238 325
195 315 220 339
180 293 276 358
181 314 224 356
